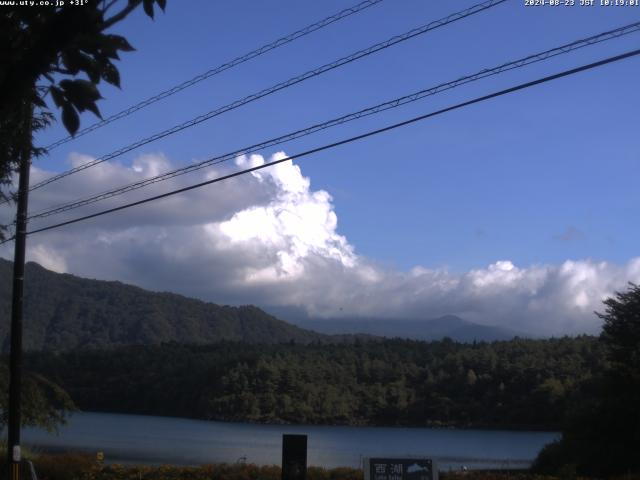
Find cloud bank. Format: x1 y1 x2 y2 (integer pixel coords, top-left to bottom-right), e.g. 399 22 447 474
1 151 638 336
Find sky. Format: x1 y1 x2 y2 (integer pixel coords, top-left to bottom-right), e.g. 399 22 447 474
2 0 640 335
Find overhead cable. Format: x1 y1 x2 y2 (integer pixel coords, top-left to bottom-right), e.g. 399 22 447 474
29 0 507 191
15 47 639 239
44 0 386 151
26 20 640 221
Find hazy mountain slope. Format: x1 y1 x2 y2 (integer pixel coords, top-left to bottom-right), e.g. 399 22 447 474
0 259 326 351
292 314 527 342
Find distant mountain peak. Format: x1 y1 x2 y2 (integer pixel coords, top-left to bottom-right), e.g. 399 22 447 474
284 313 530 343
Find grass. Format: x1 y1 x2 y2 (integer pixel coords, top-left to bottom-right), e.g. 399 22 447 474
0 450 638 480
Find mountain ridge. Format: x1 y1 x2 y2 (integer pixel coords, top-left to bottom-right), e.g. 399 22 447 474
269 307 529 342
1 259 528 351
0 258 328 351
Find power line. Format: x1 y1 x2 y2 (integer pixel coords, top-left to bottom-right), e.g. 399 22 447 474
16 47 640 239
28 0 506 192
43 0 385 151
25 20 640 221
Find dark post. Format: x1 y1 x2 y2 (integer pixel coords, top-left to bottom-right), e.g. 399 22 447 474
7 103 32 480
282 434 307 480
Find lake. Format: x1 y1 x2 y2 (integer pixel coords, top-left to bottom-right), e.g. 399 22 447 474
23 412 559 470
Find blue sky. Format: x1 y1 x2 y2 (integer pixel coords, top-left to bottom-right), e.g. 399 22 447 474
34 0 639 271
7 0 639 334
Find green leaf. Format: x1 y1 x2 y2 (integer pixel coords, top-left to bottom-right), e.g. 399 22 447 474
156 0 166 11
101 61 121 88
78 54 101 84
85 101 102 119
80 79 102 100
105 34 135 52
49 87 65 108
60 79 102 102
143 0 154 18
61 51 82 75
87 34 123 60
76 33 100 56
61 103 79 135
97 43 120 61
85 66 101 84
62 50 101 83
59 79 102 118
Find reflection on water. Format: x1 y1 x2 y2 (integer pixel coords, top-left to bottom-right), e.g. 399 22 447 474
23 412 558 470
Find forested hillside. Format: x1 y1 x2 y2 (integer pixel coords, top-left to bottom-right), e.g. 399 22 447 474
1 259 523 350
26 336 604 429
0 259 326 351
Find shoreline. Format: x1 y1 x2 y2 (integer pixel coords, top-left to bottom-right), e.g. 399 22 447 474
69 409 561 434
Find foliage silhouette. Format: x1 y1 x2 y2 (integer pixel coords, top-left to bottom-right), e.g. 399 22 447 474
533 283 640 476
0 0 166 234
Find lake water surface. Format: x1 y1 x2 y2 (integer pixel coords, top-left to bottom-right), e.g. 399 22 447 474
23 412 558 470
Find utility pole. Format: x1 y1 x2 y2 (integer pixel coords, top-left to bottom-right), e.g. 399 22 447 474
7 102 32 480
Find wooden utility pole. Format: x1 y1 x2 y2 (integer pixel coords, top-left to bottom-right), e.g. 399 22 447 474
7 102 32 480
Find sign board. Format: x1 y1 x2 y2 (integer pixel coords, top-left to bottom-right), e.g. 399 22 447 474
282 434 307 480
12 445 21 462
364 458 438 480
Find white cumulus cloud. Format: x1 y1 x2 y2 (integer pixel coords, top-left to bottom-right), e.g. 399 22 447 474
1 151 638 336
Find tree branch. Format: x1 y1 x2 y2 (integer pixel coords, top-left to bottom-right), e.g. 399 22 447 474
103 0 120 14
102 0 143 30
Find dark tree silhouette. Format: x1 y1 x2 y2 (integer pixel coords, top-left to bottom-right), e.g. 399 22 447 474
0 0 167 204
593 283 640 474
534 283 640 476
0 0 167 428
599 282 640 376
